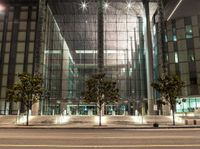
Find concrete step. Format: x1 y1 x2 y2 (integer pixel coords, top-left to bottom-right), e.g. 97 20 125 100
0 115 17 125
0 115 198 126
30 116 57 125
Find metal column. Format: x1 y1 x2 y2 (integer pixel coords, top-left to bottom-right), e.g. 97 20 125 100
97 0 104 73
143 0 154 115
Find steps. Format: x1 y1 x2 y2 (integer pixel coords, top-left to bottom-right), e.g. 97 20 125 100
0 115 17 125
0 115 198 126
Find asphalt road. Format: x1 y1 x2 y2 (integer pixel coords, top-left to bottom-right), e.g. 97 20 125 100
0 128 200 149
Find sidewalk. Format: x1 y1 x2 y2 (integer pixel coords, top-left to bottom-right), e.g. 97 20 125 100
0 123 200 129
0 115 200 129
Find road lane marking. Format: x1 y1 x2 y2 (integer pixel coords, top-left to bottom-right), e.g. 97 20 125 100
0 136 198 139
125 128 200 131
0 144 200 148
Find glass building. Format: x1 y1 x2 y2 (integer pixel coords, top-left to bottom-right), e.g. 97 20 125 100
1 0 199 115
153 0 200 114
0 0 39 114
43 0 151 115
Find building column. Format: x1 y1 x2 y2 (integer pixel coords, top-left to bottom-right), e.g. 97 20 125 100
0 8 9 114
157 0 166 74
32 0 47 115
97 0 104 73
97 0 104 116
33 0 46 74
143 0 154 115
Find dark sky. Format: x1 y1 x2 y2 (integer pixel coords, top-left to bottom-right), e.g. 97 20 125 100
166 0 200 20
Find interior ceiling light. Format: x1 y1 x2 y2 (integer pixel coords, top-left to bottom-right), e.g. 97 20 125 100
80 1 88 11
167 0 183 21
104 2 110 10
126 0 132 10
76 50 125 54
127 2 132 9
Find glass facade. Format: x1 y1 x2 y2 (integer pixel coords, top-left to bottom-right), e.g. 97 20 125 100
4 0 200 116
154 14 200 112
42 1 148 115
0 1 38 114
0 0 152 115
176 97 200 113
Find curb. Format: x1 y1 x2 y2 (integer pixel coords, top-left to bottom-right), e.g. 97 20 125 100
0 125 200 129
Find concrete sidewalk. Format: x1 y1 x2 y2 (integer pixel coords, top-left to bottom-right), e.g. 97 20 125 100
0 115 200 129
0 123 200 129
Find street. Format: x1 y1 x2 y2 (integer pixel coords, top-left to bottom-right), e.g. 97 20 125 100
0 128 199 149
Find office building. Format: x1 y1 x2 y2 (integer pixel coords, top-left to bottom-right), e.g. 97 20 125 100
153 0 200 114
0 0 199 115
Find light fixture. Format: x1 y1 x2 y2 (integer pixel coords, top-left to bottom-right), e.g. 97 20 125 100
0 4 5 12
167 0 183 21
104 3 108 8
104 2 110 10
127 2 132 9
76 50 125 54
80 1 88 11
126 1 132 10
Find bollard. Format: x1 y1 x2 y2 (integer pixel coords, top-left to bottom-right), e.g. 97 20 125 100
153 123 159 127
193 119 197 125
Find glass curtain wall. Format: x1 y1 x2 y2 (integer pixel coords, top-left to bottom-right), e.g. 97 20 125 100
153 12 200 114
44 1 147 115
0 2 38 114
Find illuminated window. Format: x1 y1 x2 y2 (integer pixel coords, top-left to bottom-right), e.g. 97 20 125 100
17 42 25 52
7 22 12 31
8 12 14 21
173 35 177 41
20 11 28 20
31 22 36 30
30 32 35 41
165 34 168 42
4 53 9 63
6 32 12 41
2 76 7 86
129 68 132 76
3 64 8 75
0 22 4 30
15 64 23 74
172 28 177 42
18 32 26 41
165 54 168 62
31 11 37 20
28 53 33 63
175 52 178 63
16 53 24 63
185 25 193 39
188 50 195 61
5 43 11 52
19 21 27 30
1 87 6 98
